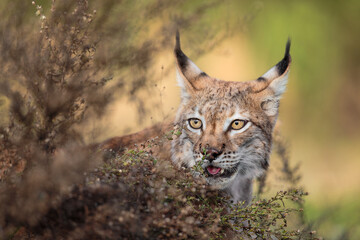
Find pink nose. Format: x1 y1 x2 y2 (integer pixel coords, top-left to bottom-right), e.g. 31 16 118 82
205 148 222 162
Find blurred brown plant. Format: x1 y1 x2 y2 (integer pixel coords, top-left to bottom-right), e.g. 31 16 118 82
0 0 234 238
0 1 111 236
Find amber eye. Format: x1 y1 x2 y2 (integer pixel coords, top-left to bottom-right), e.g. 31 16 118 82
231 120 247 130
188 118 202 129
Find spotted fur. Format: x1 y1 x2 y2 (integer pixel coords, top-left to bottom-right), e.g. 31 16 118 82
101 32 291 205
171 31 291 204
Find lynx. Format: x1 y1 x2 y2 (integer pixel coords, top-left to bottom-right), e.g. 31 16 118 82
102 31 291 204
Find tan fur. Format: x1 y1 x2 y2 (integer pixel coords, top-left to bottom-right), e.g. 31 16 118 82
101 32 291 204
100 119 173 151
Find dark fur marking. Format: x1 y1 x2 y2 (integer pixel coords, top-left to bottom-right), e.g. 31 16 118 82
199 72 208 77
251 121 272 144
181 135 191 142
241 138 254 148
257 77 266 82
228 87 233 97
261 159 269 170
174 30 189 71
175 48 188 70
276 38 291 75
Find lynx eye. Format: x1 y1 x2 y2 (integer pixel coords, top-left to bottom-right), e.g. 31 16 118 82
231 120 247 130
188 118 202 129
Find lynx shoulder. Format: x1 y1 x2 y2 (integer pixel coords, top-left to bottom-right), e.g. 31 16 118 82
101 32 291 204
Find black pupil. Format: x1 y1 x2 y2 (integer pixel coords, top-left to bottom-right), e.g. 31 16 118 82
235 121 239 125
194 120 198 124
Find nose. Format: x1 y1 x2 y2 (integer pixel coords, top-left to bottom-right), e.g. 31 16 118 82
204 148 222 162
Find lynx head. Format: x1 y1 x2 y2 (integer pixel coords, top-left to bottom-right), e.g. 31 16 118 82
171 31 291 190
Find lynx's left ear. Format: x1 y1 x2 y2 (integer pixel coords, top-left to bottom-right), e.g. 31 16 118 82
174 30 213 101
251 39 291 116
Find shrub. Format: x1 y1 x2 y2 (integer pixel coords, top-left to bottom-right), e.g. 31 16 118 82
0 1 320 239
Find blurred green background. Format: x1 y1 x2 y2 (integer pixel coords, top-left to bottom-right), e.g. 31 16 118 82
1 0 359 239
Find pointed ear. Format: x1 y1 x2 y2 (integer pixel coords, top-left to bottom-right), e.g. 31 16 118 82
250 39 291 116
174 30 211 101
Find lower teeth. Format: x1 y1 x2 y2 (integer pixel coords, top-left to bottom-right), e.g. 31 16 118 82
220 169 224 174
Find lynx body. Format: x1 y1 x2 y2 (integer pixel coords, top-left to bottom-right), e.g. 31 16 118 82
102 32 291 204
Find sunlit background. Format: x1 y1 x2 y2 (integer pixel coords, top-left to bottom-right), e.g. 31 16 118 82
1 0 359 238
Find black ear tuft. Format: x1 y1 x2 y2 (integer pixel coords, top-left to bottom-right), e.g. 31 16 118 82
174 30 188 69
276 38 291 75
175 29 181 51
285 38 291 58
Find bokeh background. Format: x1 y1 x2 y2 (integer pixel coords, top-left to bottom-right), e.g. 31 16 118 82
0 0 359 239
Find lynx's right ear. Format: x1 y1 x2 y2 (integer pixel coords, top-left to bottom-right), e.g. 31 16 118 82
174 30 212 101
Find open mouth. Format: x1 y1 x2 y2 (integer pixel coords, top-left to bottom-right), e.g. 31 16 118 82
206 165 235 178
207 166 223 175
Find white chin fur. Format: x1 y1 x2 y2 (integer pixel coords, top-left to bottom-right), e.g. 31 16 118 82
206 171 238 190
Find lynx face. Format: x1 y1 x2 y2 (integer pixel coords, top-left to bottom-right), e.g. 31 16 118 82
171 32 291 192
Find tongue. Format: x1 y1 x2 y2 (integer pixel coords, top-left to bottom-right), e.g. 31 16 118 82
207 166 221 175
